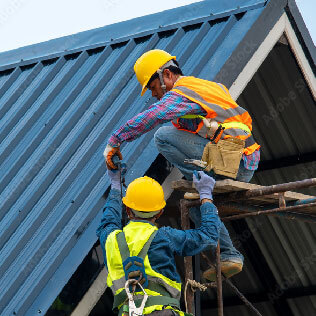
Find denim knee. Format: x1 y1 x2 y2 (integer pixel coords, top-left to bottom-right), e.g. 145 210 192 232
154 127 165 146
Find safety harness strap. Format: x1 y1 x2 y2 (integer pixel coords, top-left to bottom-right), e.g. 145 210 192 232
148 280 174 297
113 279 179 310
135 295 180 309
116 230 158 261
114 230 166 310
116 231 130 262
138 230 158 259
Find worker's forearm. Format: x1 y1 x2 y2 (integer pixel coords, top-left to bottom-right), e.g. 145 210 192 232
107 91 207 146
171 201 221 257
107 112 160 146
199 202 221 244
96 189 122 241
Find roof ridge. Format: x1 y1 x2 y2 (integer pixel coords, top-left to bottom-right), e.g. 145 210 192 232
0 0 266 71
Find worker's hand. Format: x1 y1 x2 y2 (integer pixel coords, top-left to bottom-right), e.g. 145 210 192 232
103 144 123 170
193 171 215 201
107 169 121 191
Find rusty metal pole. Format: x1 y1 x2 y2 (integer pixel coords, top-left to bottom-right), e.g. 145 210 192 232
173 178 316 202
180 199 195 314
222 202 316 222
215 242 224 316
278 192 286 208
223 278 263 316
216 178 316 202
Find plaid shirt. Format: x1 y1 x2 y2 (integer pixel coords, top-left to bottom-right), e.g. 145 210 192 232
108 91 260 170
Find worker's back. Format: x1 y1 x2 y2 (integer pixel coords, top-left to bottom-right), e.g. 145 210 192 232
106 220 183 314
97 172 220 315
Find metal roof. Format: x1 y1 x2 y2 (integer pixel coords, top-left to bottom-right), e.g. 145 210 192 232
0 0 315 315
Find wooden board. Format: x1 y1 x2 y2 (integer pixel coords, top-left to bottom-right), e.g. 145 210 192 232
172 179 315 205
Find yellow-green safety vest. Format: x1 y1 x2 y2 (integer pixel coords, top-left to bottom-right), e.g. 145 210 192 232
105 221 188 315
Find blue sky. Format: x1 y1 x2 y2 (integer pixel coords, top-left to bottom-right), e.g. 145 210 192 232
0 0 314 53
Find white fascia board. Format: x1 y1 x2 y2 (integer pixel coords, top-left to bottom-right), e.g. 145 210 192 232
162 167 183 201
71 267 108 316
229 13 286 100
284 16 316 99
229 13 316 100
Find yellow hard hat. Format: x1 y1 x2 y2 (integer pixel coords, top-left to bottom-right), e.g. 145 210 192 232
134 49 176 96
122 176 166 212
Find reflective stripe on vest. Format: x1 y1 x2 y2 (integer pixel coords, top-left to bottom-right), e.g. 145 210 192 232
105 221 181 312
222 122 251 134
171 76 260 154
173 85 247 123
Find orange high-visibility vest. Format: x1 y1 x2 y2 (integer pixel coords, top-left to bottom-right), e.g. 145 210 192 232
171 76 260 155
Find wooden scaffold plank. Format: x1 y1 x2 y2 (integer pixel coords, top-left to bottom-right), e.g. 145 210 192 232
172 178 316 217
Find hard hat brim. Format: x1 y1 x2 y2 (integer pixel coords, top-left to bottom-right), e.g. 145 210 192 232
122 196 166 212
141 85 147 96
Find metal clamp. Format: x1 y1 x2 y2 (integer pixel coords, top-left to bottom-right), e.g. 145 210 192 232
125 279 148 316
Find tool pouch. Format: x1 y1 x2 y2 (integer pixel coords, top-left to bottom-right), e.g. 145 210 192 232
202 137 245 179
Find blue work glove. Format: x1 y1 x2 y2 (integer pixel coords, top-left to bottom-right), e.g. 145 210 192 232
193 171 216 201
107 169 121 191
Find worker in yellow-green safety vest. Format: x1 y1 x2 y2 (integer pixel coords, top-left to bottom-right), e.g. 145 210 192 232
97 166 222 315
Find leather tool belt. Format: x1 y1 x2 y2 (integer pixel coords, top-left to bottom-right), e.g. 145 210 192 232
202 137 245 179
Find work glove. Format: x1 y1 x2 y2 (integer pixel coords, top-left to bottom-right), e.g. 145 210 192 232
193 171 216 201
107 169 121 191
103 144 123 170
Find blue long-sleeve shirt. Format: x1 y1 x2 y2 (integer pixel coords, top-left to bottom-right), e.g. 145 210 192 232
97 189 221 283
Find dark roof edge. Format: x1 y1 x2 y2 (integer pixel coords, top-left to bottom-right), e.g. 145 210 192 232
215 0 288 86
286 0 316 75
215 0 316 86
0 0 266 71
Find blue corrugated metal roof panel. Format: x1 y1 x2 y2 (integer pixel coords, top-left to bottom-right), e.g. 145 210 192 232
0 0 266 70
3 0 315 315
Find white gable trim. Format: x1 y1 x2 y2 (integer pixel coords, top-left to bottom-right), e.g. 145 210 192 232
229 13 316 100
162 167 183 200
284 16 316 99
229 13 286 100
71 267 107 316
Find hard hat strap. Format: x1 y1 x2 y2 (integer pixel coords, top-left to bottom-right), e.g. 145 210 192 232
157 68 167 94
156 59 178 95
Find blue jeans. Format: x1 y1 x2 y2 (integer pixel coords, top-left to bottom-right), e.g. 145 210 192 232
154 126 253 263
154 126 254 182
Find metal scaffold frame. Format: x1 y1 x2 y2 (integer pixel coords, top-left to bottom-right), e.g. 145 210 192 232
176 177 316 316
